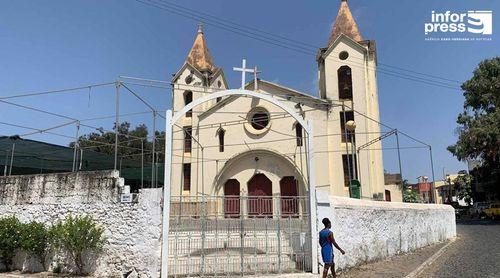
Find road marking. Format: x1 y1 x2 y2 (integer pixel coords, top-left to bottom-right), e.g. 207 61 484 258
405 237 457 278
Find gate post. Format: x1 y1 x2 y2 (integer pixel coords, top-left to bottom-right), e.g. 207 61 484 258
306 121 319 274
161 110 173 277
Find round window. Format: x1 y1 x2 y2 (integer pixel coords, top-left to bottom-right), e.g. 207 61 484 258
250 111 270 130
339 51 349 60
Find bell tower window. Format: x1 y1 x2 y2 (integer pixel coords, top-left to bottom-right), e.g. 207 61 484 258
217 128 225 152
295 123 303 147
338 66 353 100
184 90 193 117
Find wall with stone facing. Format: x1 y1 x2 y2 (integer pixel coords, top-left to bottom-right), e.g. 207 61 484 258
316 193 456 271
0 171 162 277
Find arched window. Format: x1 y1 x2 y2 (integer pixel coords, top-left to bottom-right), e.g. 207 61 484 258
338 66 353 100
217 128 225 152
295 123 303 147
184 90 193 117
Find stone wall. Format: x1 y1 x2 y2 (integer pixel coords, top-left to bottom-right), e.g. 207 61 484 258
316 193 456 271
0 171 162 277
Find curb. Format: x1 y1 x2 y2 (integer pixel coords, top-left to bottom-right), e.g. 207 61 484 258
405 237 457 278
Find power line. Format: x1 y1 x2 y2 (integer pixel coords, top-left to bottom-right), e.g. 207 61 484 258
0 82 115 100
155 0 461 85
135 0 461 90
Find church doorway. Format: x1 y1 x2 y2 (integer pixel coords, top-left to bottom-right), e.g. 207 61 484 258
280 176 299 217
224 179 240 217
247 173 272 217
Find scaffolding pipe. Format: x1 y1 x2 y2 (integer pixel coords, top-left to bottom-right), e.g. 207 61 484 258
72 121 80 172
429 146 437 204
79 148 83 170
152 110 156 187
114 81 120 171
141 139 144 189
395 130 404 194
3 149 9 176
9 143 15 176
342 104 352 196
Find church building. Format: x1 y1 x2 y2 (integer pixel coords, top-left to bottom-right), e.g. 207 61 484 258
169 0 389 215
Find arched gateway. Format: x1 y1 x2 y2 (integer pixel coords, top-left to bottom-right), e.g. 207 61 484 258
161 89 318 276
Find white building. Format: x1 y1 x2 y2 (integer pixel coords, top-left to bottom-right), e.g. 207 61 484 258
169 0 390 214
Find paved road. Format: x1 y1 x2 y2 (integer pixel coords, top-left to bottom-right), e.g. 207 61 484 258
420 219 500 278
339 219 500 278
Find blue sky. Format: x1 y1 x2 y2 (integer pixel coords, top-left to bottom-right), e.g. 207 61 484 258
0 0 498 182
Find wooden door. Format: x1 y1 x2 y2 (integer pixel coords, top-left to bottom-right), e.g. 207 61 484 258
280 176 299 217
247 174 272 217
385 190 391 202
224 179 240 217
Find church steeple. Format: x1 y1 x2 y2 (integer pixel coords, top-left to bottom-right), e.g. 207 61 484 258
328 0 362 45
185 24 216 73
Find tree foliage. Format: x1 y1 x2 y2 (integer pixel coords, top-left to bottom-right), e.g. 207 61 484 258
71 122 165 163
448 57 500 200
454 174 473 205
0 216 22 270
20 221 50 267
401 180 420 203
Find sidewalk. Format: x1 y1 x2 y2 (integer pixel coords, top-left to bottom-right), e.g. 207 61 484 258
0 241 449 278
337 242 447 278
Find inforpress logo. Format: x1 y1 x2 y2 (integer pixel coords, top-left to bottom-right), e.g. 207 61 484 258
467 11 493 34
424 10 492 41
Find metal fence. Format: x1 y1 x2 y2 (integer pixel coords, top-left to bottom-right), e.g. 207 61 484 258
168 195 312 277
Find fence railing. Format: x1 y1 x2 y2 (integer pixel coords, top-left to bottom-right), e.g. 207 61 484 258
169 195 308 219
168 195 312 277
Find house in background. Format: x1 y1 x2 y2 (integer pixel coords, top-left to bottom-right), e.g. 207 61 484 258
409 176 434 203
434 173 469 206
384 172 403 202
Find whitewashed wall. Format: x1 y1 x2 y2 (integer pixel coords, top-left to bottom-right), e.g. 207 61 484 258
316 193 456 271
0 171 162 277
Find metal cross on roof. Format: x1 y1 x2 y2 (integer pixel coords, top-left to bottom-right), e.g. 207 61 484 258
233 59 260 90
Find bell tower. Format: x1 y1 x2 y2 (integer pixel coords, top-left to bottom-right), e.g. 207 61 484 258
170 25 228 196
318 0 385 199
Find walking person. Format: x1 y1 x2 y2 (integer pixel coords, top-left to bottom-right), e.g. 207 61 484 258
319 217 345 278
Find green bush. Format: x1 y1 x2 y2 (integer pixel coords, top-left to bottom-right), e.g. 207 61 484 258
0 216 22 271
50 215 106 274
20 221 49 268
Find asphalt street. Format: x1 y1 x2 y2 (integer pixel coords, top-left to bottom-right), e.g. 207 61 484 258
420 219 500 278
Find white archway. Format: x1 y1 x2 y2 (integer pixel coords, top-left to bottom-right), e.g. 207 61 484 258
161 89 318 276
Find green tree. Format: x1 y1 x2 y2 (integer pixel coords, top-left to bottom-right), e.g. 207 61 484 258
400 179 420 203
71 122 165 163
448 57 500 200
454 174 473 206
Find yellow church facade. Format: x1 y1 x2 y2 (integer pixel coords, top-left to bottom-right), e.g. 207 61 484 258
169 0 388 209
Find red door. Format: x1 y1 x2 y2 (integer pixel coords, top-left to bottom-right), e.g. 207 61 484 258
224 179 240 217
280 176 299 217
247 174 272 217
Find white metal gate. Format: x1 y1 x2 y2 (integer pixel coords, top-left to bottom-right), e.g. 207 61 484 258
168 195 312 277
162 89 319 276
